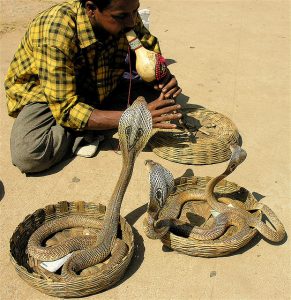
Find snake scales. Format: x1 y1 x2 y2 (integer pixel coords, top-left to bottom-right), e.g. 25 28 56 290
27 97 153 280
144 144 286 244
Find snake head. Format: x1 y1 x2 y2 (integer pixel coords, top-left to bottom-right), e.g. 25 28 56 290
118 97 153 161
145 160 174 220
226 144 247 174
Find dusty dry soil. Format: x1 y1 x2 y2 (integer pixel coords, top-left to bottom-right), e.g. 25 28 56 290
0 0 290 299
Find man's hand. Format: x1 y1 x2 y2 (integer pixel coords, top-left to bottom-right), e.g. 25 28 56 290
147 93 182 129
154 69 182 99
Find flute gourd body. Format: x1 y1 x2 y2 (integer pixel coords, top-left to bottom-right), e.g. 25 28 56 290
125 30 167 82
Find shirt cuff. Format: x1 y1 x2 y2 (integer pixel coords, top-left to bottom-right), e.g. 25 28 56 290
66 102 94 130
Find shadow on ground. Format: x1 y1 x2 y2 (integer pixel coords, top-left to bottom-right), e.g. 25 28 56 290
26 156 76 177
0 180 4 201
112 204 147 288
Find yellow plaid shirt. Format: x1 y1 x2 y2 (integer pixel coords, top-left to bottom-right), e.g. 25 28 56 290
5 0 160 130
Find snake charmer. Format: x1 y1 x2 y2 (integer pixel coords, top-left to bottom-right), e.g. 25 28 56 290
4 0 182 173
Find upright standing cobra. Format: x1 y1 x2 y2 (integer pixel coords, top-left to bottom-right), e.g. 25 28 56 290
27 97 153 280
144 144 286 243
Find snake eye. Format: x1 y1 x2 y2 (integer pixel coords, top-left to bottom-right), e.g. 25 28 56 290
136 128 143 138
125 126 132 136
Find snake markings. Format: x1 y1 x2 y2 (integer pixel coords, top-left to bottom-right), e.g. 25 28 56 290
144 145 286 244
27 97 153 281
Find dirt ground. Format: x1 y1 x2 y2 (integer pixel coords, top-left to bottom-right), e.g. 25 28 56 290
0 0 290 299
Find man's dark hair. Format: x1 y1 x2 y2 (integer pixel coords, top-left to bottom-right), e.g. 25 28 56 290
80 0 112 11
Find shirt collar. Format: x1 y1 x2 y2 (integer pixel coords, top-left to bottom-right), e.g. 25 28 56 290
76 2 97 48
75 1 127 50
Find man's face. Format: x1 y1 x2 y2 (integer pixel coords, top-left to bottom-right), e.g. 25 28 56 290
88 0 140 36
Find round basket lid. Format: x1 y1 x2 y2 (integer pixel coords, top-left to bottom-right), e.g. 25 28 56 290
149 106 240 165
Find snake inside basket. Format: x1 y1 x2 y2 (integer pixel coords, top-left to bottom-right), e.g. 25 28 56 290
9 98 153 298
10 201 135 298
149 105 240 165
160 176 262 257
26 206 128 279
143 145 286 257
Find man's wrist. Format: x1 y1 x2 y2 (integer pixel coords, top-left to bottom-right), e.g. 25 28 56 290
85 109 123 130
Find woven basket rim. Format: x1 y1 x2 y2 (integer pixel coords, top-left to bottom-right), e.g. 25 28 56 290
149 106 240 165
159 176 262 257
10 200 134 298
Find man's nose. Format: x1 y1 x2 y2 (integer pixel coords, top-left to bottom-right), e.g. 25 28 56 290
124 13 136 28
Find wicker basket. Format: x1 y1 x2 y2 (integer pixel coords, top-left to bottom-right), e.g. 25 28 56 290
160 176 262 257
10 201 134 298
149 106 239 165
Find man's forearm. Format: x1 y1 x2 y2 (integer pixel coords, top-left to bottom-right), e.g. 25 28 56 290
85 109 123 130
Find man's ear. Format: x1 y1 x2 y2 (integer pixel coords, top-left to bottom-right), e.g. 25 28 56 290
85 0 98 19
85 1 97 12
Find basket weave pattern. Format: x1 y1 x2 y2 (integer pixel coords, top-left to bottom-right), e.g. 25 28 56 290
160 176 261 257
149 107 239 165
10 201 134 298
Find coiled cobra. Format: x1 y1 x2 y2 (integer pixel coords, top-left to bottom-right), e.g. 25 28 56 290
144 144 286 243
27 97 153 280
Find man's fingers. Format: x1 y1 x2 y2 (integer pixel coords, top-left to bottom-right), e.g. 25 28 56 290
151 104 181 117
162 74 177 92
158 72 172 89
153 112 182 129
164 87 182 99
153 112 182 123
148 98 176 111
153 122 177 129
157 92 165 101
172 87 182 98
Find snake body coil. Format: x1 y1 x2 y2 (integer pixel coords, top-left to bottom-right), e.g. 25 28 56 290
27 97 153 280
144 145 286 244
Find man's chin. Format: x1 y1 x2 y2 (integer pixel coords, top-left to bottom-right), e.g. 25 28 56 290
102 29 123 38
123 27 134 35
112 31 122 37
